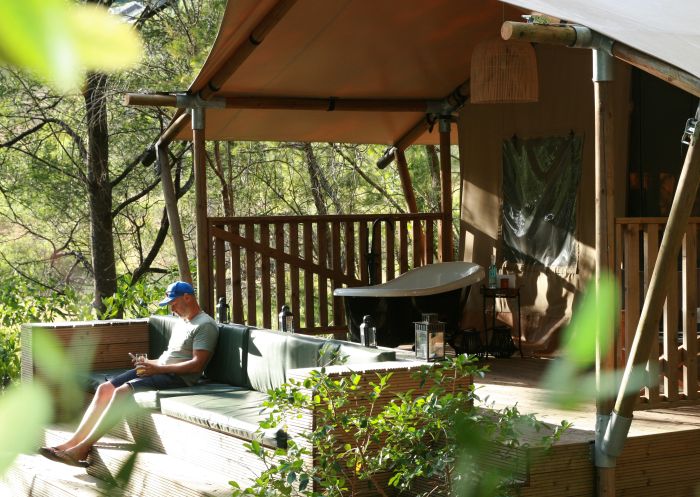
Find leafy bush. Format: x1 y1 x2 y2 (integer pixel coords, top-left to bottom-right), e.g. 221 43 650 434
231 355 569 497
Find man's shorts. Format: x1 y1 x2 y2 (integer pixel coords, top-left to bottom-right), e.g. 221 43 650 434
108 368 187 392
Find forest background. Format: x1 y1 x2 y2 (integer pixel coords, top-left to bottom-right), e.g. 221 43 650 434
0 0 460 388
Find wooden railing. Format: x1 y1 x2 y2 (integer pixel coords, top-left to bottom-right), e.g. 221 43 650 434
616 217 699 408
207 213 443 337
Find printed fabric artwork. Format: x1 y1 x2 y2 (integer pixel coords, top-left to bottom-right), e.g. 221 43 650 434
501 133 582 269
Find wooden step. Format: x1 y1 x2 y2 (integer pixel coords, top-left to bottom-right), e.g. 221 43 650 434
127 411 266 484
1 453 111 497
43 426 234 497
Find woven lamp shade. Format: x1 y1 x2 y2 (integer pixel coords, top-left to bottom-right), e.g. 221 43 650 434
470 38 538 104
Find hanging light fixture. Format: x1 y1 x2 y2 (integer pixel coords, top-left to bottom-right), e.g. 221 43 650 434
470 37 538 104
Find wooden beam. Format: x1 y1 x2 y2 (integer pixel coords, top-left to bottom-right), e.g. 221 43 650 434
502 21 700 98
124 94 177 107
156 143 192 284
394 149 419 213
439 120 453 262
160 111 190 146
125 94 429 113
199 0 298 101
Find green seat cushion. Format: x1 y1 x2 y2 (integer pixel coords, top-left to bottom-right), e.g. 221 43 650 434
132 382 240 410
204 323 250 386
159 390 287 448
84 369 240 410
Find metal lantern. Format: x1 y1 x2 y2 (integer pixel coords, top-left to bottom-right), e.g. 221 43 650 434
414 313 445 361
216 297 229 323
278 304 294 333
359 315 377 348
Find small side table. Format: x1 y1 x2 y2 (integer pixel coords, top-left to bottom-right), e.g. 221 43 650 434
480 286 523 358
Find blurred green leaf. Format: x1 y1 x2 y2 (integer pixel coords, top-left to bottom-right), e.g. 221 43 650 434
561 276 617 367
0 383 52 474
0 0 142 92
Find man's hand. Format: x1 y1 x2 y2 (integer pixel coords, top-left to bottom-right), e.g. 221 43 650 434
136 359 159 377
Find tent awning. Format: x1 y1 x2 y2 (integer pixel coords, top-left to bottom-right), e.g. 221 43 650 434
161 0 700 145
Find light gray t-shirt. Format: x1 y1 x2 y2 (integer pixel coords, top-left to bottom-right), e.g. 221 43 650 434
158 311 218 385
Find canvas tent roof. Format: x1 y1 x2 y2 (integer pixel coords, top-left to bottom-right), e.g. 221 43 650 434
162 0 700 145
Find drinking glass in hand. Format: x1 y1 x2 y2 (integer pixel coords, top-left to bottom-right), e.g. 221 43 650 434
135 353 147 376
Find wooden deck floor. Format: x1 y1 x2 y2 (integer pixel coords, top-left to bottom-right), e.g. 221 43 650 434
475 357 700 496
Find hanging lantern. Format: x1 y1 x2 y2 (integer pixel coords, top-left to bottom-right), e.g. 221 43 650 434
216 297 229 323
470 37 538 104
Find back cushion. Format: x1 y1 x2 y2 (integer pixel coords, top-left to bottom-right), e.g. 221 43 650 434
148 315 180 358
246 329 329 392
204 323 250 386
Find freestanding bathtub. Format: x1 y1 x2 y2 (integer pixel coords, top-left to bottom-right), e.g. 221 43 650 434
334 261 485 347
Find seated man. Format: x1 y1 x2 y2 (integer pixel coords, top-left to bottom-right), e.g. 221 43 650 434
39 280 218 467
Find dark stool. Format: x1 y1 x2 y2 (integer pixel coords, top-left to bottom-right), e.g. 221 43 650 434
488 325 517 358
450 328 484 358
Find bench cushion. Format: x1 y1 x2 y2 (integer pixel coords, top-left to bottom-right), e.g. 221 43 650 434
204 323 249 386
148 315 180 359
83 370 240 410
246 329 333 392
159 389 287 448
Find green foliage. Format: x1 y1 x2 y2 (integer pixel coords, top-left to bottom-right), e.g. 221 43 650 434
232 355 569 497
100 274 171 319
0 0 142 92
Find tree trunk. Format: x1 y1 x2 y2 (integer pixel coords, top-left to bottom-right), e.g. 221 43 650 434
84 72 117 314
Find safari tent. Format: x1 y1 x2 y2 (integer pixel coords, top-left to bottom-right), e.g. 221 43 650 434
122 0 700 494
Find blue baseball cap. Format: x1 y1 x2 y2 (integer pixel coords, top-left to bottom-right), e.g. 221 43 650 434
159 281 195 306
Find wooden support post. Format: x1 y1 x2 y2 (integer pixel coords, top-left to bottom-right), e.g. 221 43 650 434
156 143 192 284
439 118 453 262
593 50 617 497
606 102 700 455
394 149 419 214
395 149 424 265
192 108 211 314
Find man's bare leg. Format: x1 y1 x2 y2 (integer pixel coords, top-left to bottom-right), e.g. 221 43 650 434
54 381 116 451
61 384 135 461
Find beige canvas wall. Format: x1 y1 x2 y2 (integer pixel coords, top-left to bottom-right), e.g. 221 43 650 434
457 43 630 355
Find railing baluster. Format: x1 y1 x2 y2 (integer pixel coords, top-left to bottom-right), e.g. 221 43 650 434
359 221 368 283
623 224 640 364
664 255 679 402
682 225 698 399
275 223 286 326
245 223 257 326
643 223 660 403
412 220 421 268
230 222 243 323
290 223 300 331
385 221 395 281
332 221 343 326
399 220 408 273
303 222 314 328
260 223 272 328
425 219 434 265
215 224 226 309
318 222 328 327
345 221 355 281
